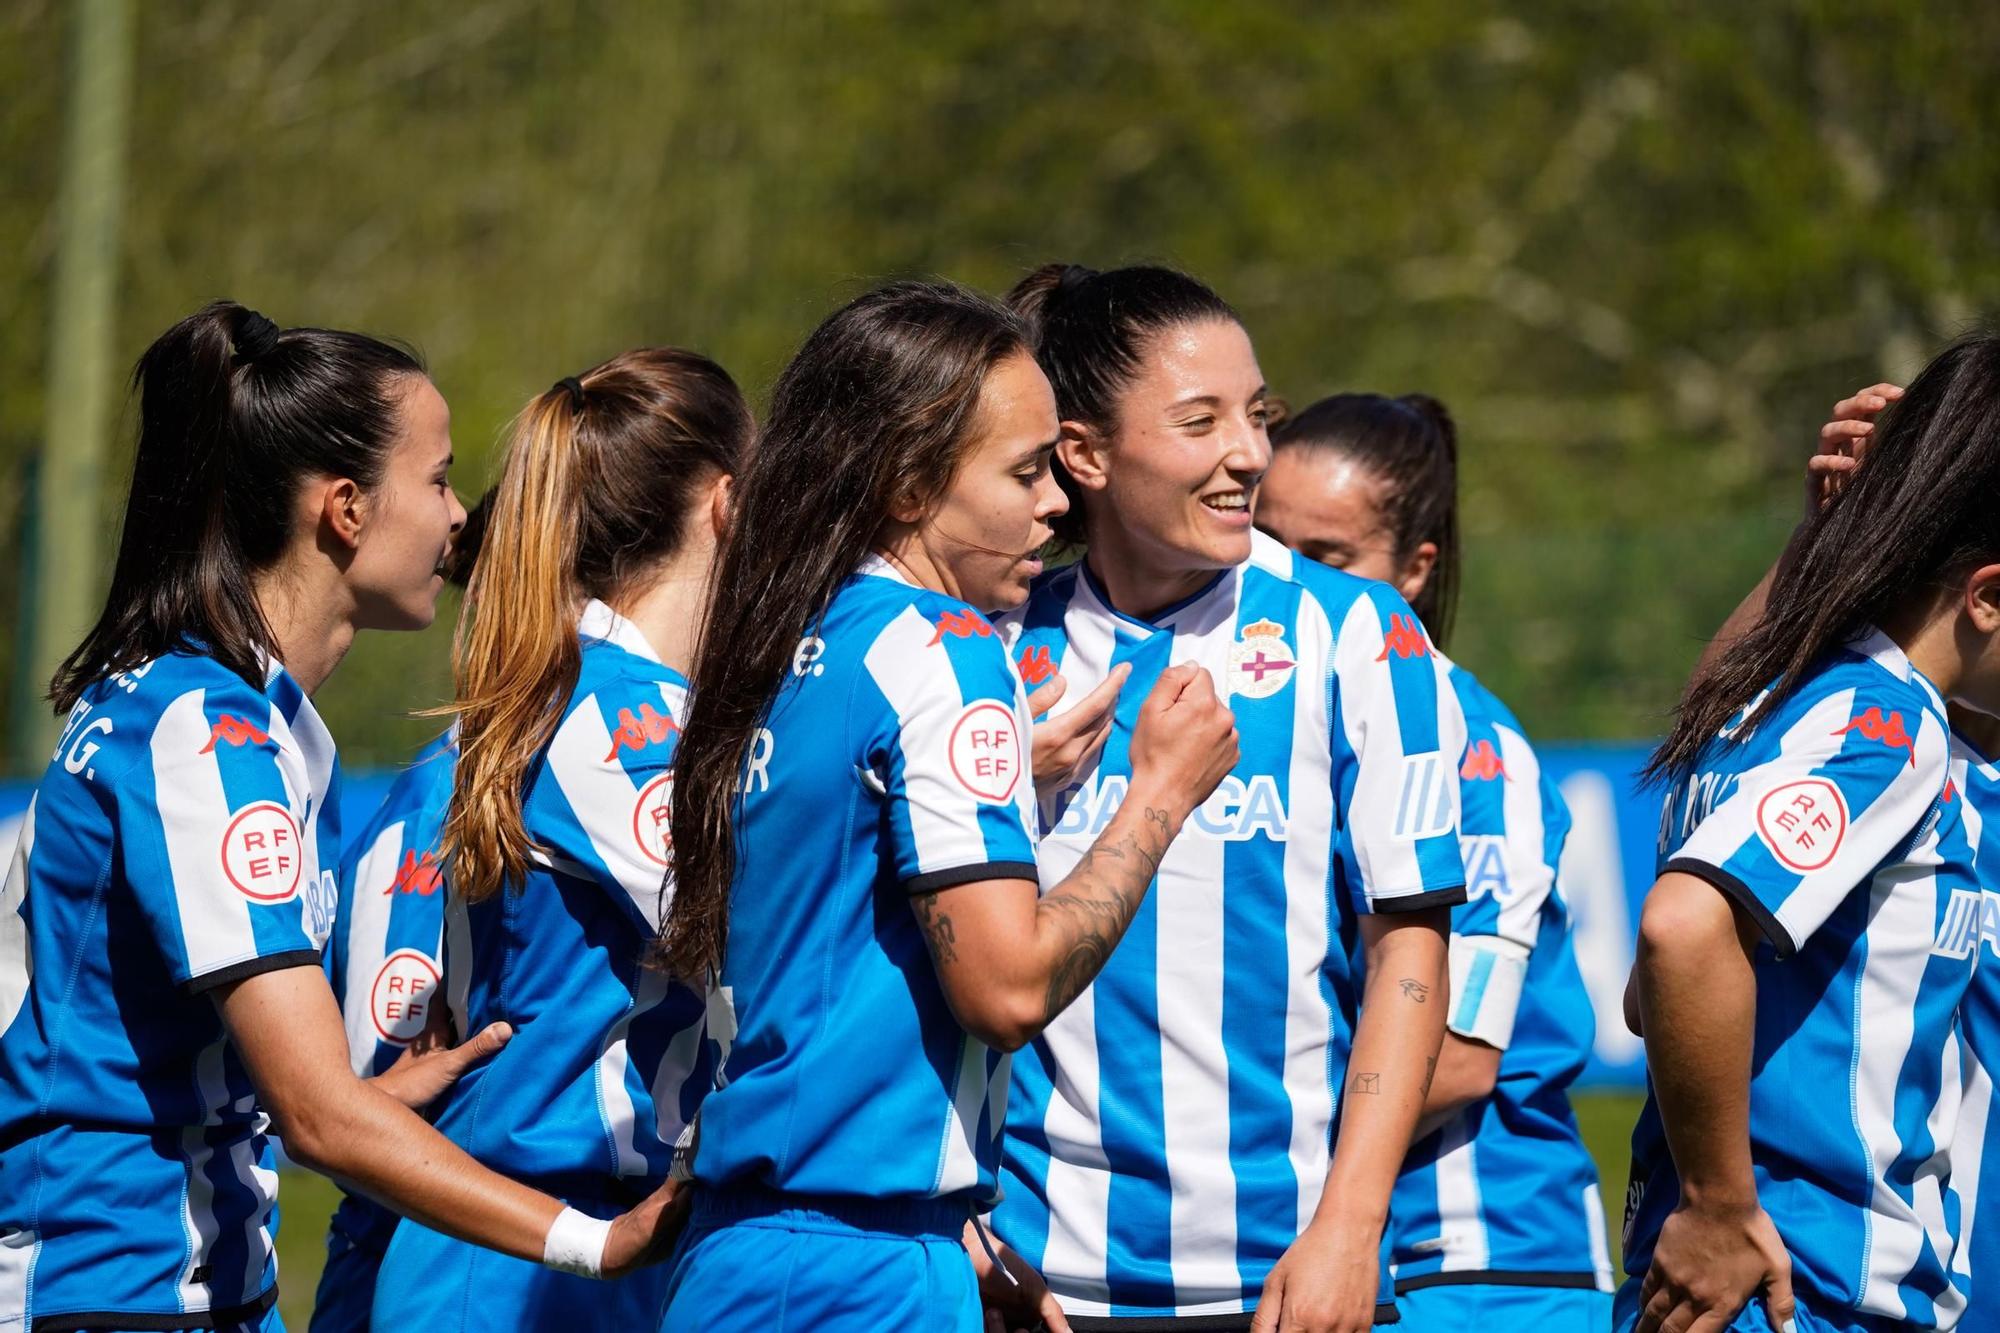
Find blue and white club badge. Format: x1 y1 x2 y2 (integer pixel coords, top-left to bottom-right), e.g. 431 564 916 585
1227 618 1297 699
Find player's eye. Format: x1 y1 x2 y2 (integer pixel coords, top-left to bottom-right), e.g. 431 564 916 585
1177 415 1215 434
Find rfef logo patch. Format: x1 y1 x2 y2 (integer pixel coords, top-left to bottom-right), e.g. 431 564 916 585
632 773 675 866
1754 777 1848 872
948 701 1021 802
1375 614 1431 662
220 801 302 902
1228 618 1296 700
370 948 440 1044
201 714 271 754
1832 707 1916 767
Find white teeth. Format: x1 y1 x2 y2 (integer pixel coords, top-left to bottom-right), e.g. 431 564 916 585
1203 494 1247 511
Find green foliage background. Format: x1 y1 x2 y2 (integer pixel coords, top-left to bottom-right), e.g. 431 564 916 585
5 1 1997 769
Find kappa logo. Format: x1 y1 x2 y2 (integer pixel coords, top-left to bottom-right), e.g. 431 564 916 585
1460 740 1506 782
1016 645 1057 687
931 609 994 644
1228 618 1297 700
604 703 678 760
201 714 271 753
386 848 444 896
1832 707 1916 767
1375 614 1431 661
1944 775 1960 804
1753 777 1847 872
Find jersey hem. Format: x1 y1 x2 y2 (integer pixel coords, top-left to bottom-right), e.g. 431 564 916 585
904 860 1040 896
180 947 323 995
29 1282 278 1332
1369 884 1467 914
1394 1268 1607 1294
1660 857 1796 958
1064 1303 1399 1330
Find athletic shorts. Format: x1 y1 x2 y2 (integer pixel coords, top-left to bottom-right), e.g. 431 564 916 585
1615 1275 1914 1333
1399 1281 1610 1331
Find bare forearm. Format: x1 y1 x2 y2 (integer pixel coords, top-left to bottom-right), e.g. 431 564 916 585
1315 915 1449 1227
1411 1033 1500 1140
1031 790 1178 1019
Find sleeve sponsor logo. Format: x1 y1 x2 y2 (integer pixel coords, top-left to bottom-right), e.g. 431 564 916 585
1461 834 1512 899
632 772 676 866
948 701 1021 802
930 609 995 644
1393 752 1457 840
1374 613 1432 661
369 948 440 1044
1040 773 1289 841
387 848 444 896
604 703 679 760
201 714 272 753
220 801 302 902
1831 706 1916 767
1016 645 1057 687
1932 887 2000 962
1460 739 1507 781
1753 777 1848 872
1228 619 1296 700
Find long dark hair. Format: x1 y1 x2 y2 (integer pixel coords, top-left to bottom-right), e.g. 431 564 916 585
447 349 752 904
658 281 1030 981
1270 393 1462 648
1006 263 1239 545
1648 330 2000 784
52 301 424 711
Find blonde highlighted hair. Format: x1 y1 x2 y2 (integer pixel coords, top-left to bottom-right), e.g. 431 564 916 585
445 348 752 903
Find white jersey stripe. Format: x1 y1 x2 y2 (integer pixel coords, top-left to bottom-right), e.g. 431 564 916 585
1584 1182 1614 1291
0 1225 35 1331
546 687 679 922
152 692 259 978
1281 593 1338 1237
1853 865 1933 1316
1431 1114 1488 1271
342 821 406 1074
176 1038 232 1309
0 796 35 1037
599 968 673 1177
1955 1041 1992 1282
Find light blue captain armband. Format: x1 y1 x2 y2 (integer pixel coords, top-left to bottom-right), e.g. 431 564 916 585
1446 933 1530 1051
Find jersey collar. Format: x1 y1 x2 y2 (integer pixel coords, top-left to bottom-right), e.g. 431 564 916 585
1850 624 1946 715
1076 555 1233 633
578 597 663 665
856 551 912 587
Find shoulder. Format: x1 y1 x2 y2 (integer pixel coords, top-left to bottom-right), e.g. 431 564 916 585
1764 642 1946 772
565 647 688 771
84 652 280 780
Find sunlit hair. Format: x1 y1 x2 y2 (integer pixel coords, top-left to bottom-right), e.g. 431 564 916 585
444 348 751 903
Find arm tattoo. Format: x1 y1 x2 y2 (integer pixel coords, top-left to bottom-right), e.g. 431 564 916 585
1036 806 1173 1020
912 892 958 965
1399 978 1431 1003
1349 1071 1381 1095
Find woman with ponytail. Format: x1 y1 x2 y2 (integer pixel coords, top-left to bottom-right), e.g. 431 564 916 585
1619 336 2000 1333
654 280 1236 1333
989 265 1467 1333
0 305 685 1333
362 348 751 1331
1257 395 1614 1329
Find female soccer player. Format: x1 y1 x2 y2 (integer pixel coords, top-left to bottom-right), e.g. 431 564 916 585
1626 337 2000 1333
311 492 489 1333
1256 393 1613 1330
990 265 1466 1333
654 280 1238 1333
364 348 751 1330
0 305 684 1333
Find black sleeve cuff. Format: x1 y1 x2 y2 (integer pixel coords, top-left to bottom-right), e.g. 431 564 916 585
182 948 323 995
1371 884 1467 914
905 860 1041 897
1662 857 1796 959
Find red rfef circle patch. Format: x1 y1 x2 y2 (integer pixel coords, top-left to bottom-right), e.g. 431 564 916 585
220 801 303 902
369 948 440 1045
948 702 1022 803
632 773 675 866
1754 778 1849 872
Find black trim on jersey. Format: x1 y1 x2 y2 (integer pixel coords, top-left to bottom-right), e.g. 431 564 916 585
904 860 1040 897
1065 1303 1398 1330
1372 884 1467 915
1395 1268 1605 1294
1661 857 1796 959
32 1282 278 1331
181 948 323 996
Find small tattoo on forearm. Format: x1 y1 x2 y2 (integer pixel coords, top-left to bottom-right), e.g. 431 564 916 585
1350 1071 1380 1095
1399 978 1430 1003
913 894 958 965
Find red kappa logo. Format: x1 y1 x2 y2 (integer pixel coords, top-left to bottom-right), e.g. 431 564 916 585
1374 614 1432 661
386 848 444 897
1832 707 1916 767
1017 645 1057 687
604 703 679 761
1461 740 1507 782
201 714 271 753
1945 776 1960 804
930 609 995 645
1754 778 1848 872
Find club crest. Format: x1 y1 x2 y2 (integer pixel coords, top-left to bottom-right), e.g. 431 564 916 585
1228 618 1296 700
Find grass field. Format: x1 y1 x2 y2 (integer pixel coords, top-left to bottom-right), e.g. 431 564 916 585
271 1092 1645 1325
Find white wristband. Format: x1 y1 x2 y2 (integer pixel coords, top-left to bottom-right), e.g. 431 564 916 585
542 1206 613 1279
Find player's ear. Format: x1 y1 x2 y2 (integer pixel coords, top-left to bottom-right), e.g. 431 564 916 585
1965 563 2000 635
1055 420 1109 495
315 476 367 553
1398 541 1439 607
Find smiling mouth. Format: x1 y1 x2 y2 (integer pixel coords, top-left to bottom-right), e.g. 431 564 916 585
1200 491 1250 514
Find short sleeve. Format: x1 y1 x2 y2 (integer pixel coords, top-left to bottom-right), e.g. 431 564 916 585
541 677 687 928
116 682 319 992
1665 689 1948 959
862 603 1039 894
1330 585 1469 914
1455 723 1560 951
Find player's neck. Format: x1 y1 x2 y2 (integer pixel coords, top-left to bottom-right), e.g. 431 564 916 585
610 546 713 676
1082 525 1220 623
252 561 354 695
1885 598 1968 702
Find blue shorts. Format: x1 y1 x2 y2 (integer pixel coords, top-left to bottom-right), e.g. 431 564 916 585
658 1186 980 1333
309 1217 389 1333
371 1195 671 1332
100 1316 282 1333
1398 1281 1610 1331
1614 1276 1911 1333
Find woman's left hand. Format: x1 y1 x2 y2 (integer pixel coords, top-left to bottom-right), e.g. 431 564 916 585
964 1220 1072 1333
1250 1216 1381 1333
1028 663 1129 799
370 1018 512 1112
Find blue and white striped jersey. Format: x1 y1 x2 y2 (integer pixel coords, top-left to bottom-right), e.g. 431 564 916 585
1946 733 2000 1319
0 653 342 1330
691 557 1038 1207
431 601 710 1193
991 530 1469 1320
1627 629 1974 1328
1389 662 1612 1295
320 729 455 1256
